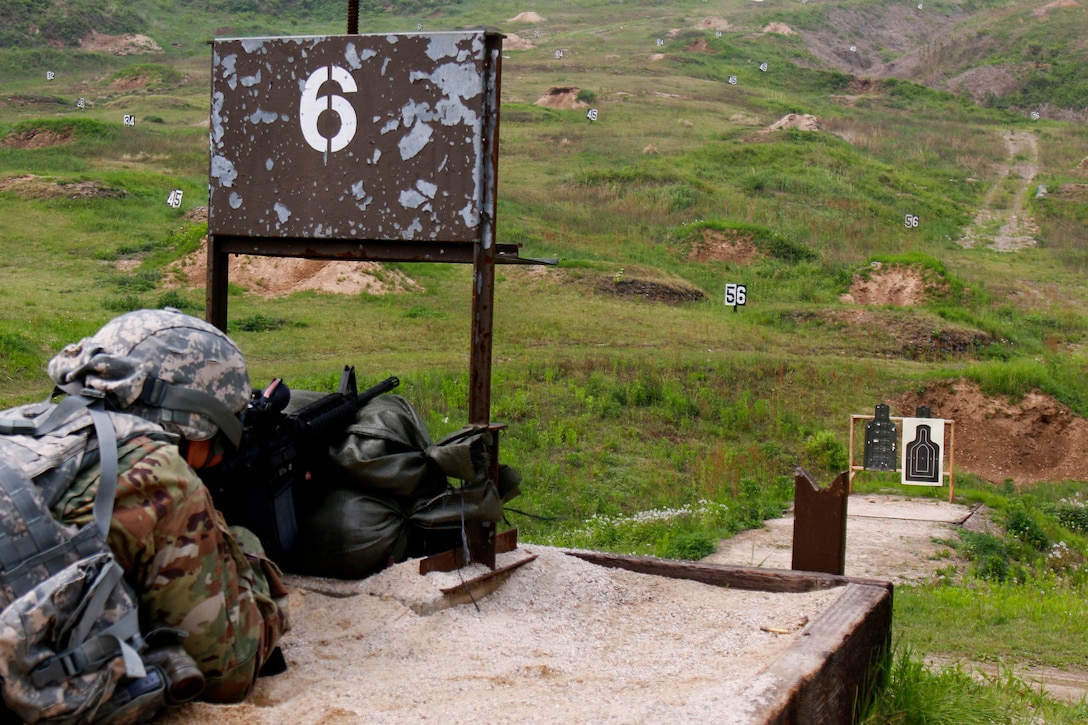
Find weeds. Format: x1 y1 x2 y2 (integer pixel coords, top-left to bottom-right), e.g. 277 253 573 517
858 645 1088 724
232 314 289 333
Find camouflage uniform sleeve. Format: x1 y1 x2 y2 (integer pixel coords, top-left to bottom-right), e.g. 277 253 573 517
54 436 291 703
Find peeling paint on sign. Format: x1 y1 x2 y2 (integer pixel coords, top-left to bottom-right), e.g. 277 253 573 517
208 31 498 243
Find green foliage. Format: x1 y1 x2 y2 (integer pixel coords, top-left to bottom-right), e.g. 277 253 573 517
575 89 597 105
959 529 1011 581
9 117 111 139
662 530 717 560
1005 505 1050 551
155 290 200 312
858 645 1088 725
1052 500 1088 534
0 0 142 48
232 314 288 333
110 63 182 89
102 294 141 313
802 430 848 474
404 304 446 320
0 328 43 382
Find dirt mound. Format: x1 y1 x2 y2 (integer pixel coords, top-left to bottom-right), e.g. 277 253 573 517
184 206 209 222
1033 0 1079 16
170 239 418 297
686 38 713 53
0 174 125 199
946 64 1026 104
535 87 587 110
503 33 535 50
687 229 761 264
604 279 704 303
842 263 930 306
765 114 821 132
897 380 1088 486
762 22 797 36
1055 183 1088 202
0 95 68 110
824 308 990 360
507 11 545 22
1 129 74 150
694 17 732 31
79 32 162 56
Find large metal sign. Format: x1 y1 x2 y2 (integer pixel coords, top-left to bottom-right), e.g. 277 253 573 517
209 31 495 242
205 30 507 425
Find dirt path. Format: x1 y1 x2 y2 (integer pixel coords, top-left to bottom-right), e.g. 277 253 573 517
708 494 1088 703
957 130 1039 251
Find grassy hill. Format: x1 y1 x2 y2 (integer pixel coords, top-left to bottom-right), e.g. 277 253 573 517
2 1 1088 717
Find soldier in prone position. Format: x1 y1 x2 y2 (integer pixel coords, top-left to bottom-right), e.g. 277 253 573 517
32 308 289 704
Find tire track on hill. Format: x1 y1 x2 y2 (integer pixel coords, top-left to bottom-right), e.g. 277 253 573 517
957 130 1039 251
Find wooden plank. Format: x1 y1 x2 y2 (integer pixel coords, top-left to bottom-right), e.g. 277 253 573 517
792 469 849 575
565 551 892 594
740 583 893 724
438 552 538 595
495 527 518 554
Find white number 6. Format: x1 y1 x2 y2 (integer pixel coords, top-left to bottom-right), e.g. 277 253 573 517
300 65 358 153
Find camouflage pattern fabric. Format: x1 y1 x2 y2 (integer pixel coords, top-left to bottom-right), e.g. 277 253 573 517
52 436 290 703
47 308 250 444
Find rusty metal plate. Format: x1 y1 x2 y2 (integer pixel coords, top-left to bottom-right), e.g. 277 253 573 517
208 31 499 242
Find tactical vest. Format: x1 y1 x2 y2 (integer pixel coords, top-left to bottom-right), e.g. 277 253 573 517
0 396 201 723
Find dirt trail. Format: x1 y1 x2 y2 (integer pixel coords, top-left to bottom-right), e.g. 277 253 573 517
957 131 1039 251
709 494 1088 703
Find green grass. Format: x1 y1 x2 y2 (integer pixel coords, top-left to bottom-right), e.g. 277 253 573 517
2 0 1088 717
859 645 1088 724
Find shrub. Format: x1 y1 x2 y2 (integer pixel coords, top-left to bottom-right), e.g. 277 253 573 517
803 430 849 473
102 294 142 312
663 531 717 560
155 290 199 312
232 313 287 332
1005 505 1049 551
959 530 1009 581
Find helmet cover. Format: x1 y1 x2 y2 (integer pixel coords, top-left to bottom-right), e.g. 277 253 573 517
47 308 249 442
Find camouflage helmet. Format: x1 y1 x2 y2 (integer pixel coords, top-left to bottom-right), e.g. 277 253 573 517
47 308 248 444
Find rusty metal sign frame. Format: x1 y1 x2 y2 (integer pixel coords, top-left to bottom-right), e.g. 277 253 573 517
206 29 516 425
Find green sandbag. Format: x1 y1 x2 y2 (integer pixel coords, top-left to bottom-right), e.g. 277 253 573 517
293 488 408 579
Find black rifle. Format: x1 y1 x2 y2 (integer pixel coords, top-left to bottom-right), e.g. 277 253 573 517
198 366 399 562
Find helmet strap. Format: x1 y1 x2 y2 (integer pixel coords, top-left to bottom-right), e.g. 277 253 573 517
139 377 243 446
